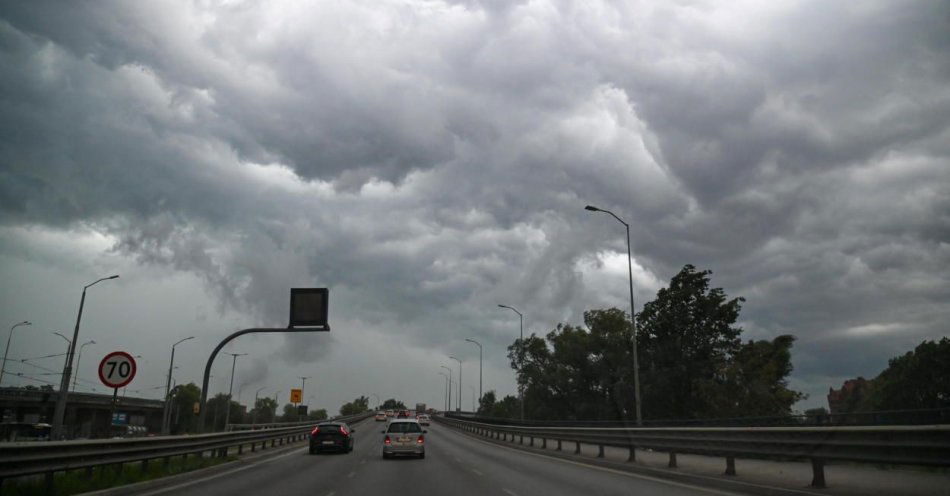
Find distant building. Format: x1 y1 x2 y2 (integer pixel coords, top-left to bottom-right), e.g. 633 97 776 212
827 377 872 414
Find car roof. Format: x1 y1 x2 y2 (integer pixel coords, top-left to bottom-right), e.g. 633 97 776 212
388 418 420 423
317 422 345 426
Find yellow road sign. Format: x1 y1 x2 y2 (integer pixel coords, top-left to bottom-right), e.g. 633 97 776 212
290 388 302 403
193 402 200 415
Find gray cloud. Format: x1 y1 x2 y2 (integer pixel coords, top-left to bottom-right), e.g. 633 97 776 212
1 0 948 410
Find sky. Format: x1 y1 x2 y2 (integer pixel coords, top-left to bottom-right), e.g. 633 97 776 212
0 0 948 415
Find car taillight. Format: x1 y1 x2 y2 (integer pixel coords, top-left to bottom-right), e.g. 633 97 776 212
384 435 392 445
340 426 349 436
310 426 319 436
417 435 424 444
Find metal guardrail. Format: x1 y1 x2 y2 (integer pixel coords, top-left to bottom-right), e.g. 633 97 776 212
435 415 950 488
0 411 374 493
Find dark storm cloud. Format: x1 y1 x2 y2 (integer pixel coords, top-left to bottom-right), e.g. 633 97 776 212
1 0 948 407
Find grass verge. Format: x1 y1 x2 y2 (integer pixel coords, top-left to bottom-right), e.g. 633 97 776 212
3 454 237 496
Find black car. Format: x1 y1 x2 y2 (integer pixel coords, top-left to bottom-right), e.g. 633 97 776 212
309 422 355 454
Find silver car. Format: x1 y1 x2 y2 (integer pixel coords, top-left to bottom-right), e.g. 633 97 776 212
382 419 426 459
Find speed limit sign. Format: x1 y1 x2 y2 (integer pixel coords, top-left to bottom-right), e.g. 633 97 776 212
98 351 137 388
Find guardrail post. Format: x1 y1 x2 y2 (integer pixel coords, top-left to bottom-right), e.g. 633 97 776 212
597 445 605 458
141 458 149 472
574 441 581 454
668 452 677 468
529 436 534 447
238 444 244 454
725 456 736 476
542 438 547 449
519 434 524 445
556 439 562 451
627 446 636 462
86 466 94 478
45 471 54 494
811 458 826 488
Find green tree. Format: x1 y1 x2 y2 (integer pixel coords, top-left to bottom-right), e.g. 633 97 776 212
380 398 406 410
251 397 278 424
168 383 201 433
340 396 370 416
280 403 298 421
204 393 244 431
308 408 328 420
709 335 805 417
871 338 950 410
636 264 745 420
477 391 496 415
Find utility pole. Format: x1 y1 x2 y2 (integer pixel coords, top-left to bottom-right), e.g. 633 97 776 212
498 304 525 420
162 336 194 434
585 204 643 425
222 352 247 431
52 275 119 439
449 356 462 411
299 376 310 421
1 321 31 387
438 372 449 411
440 365 452 412
465 338 482 411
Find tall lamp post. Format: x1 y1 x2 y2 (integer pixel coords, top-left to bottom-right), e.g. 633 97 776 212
299 376 310 421
449 356 462 411
440 365 452 412
585 204 642 425
222 352 247 430
497 304 525 420
53 332 71 371
72 340 96 392
465 338 482 411
252 386 266 425
162 336 194 434
52 274 119 439
1 321 31 386
437 372 449 411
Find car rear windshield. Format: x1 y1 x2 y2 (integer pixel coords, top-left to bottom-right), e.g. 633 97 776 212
387 422 422 433
318 424 341 432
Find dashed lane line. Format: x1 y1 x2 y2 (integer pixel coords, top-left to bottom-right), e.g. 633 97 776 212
502 489 519 496
471 468 483 476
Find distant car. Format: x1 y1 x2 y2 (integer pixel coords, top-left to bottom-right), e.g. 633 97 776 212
382 419 426 459
416 414 430 426
396 410 410 418
375 411 387 421
385 409 394 417
310 422 355 454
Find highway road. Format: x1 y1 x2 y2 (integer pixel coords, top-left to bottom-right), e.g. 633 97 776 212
133 419 746 496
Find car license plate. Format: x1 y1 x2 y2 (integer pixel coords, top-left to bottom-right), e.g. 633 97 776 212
398 436 410 442
322 440 334 445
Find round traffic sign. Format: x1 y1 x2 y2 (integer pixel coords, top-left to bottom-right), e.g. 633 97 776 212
98 351 137 388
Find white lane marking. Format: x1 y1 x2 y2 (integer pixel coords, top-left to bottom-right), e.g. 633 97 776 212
137 447 307 496
439 424 801 496
454 456 462 463
139 418 374 496
347 470 357 478
471 468 483 476
326 492 336 496
360 459 367 465
502 489 518 496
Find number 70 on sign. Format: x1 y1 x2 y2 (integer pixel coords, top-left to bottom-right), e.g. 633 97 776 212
98 351 138 389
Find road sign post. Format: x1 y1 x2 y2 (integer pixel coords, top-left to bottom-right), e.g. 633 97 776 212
290 388 302 404
98 351 137 434
197 288 331 432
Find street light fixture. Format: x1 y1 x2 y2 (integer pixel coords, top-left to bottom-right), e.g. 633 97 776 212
73 340 95 392
53 332 71 371
585 204 642 425
0 321 32 386
52 274 119 438
299 376 311 421
223 352 247 430
253 386 267 426
498 304 525 420
162 336 194 434
449 356 462 411
437 372 449 411
465 338 482 412
440 365 453 412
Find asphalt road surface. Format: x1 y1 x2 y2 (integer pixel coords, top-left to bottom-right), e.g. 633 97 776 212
136 420 746 496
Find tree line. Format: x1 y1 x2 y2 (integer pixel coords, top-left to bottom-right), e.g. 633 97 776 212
479 264 804 422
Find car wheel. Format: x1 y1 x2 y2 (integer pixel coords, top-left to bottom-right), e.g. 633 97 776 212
419 453 425 459
382 452 390 459
309 445 317 455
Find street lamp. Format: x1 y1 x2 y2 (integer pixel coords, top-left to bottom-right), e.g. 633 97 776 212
437 372 449 411
53 332 71 371
162 336 194 434
465 338 482 412
469 385 476 413
223 352 247 430
53 274 119 438
299 376 310 421
585 204 642 425
440 365 453 412
449 356 462 411
0 321 31 386
72 340 95 392
498 304 525 420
